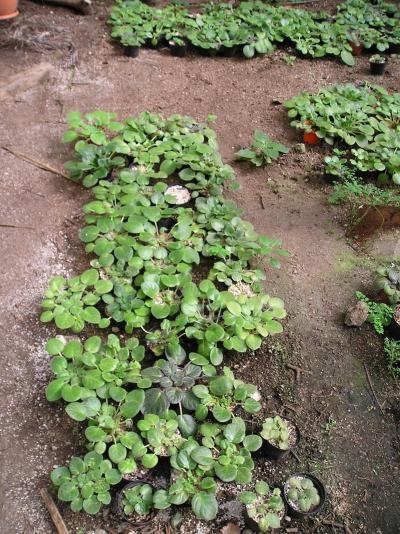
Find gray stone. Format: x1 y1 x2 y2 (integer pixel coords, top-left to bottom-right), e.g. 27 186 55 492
344 301 369 327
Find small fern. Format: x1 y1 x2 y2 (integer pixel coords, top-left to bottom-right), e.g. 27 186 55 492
355 292 394 335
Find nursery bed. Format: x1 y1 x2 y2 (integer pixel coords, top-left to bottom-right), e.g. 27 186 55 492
0 1 399 533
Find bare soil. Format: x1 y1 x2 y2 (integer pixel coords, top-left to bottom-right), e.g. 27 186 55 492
0 2 399 533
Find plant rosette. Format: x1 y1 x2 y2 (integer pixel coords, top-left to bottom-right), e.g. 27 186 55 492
240 481 286 532
168 438 219 520
283 473 326 518
137 414 186 456
192 367 261 423
260 415 300 461
114 480 170 525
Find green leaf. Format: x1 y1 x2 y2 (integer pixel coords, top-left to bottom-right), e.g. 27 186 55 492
85 426 107 443
191 446 214 467
58 481 79 502
340 50 355 66
108 443 126 463
81 307 101 324
46 338 64 355
191 492 218 520
215 463 237 482
243 434 262 451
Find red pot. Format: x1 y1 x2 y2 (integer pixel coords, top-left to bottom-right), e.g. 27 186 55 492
0 0 18 19
303 131 319 145
349 41 363 56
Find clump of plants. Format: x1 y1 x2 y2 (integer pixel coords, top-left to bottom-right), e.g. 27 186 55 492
235 130 289 167
284 476 321 513
383 338 400 378
44 111 289 524
107 0 400 64
240 481 285 531
356 292 394 334
285 83 400 184
376 263 400 304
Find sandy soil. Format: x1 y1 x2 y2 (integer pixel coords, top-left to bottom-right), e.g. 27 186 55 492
0 1 399 533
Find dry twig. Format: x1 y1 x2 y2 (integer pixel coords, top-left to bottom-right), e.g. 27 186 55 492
1 146 74 182
363 363 385 416
286 363 311 382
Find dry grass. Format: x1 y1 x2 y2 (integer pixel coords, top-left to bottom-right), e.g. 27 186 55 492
0 14 73 53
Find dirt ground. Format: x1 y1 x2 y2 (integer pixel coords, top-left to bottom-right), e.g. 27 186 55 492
0 1 400 533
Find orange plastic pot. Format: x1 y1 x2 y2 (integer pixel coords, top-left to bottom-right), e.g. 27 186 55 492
349 41 363 56
303 131 319 145
0 0 18 19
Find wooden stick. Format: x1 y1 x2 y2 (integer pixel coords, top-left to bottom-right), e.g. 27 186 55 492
321 519 353 533
0 223 35 230
1 146 75 182
40 488 70 534
363 363 385 416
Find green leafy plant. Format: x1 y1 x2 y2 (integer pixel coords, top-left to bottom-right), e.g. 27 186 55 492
356 291 394 334
383 338 400 378
50 452 122 514
192 367 261 423
121 483 154 518
285 476 321 513
240 481 285 531
45 111 289 519
198 416 262 484
141 355 202 416
286 83 400 184
137 414 186 456
168 439 218 520
40 269 112 332
235 130 289 167
260 415 291 450
45 335 147 415
108 0 400 65
370 54 386 64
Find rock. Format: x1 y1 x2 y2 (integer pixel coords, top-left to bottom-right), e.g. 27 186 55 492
220 523 241 534
344 301 369 327
293 143 306 153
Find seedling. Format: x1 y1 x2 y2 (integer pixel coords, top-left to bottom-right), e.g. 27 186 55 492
285 476 321 513
260 416 291 449
235 130 289 167
240 481 285 531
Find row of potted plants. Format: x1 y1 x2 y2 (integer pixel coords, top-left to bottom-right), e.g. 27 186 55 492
285 83 400 185
41 110 327 528
107 0 400 64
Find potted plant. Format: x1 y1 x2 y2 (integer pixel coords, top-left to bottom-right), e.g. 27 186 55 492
240 481 286 531
283 473 325 518
369 54 387 75
259 415 300 460
0 0 18 19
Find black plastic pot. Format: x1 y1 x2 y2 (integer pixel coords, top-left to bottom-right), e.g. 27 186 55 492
370 60 386 75
323 172 338 184
283 473 326 519
260 419 300 461
170 44 187 57
124 46 140 58
219 45 238 57
113 480 157 526
388 319 400 340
